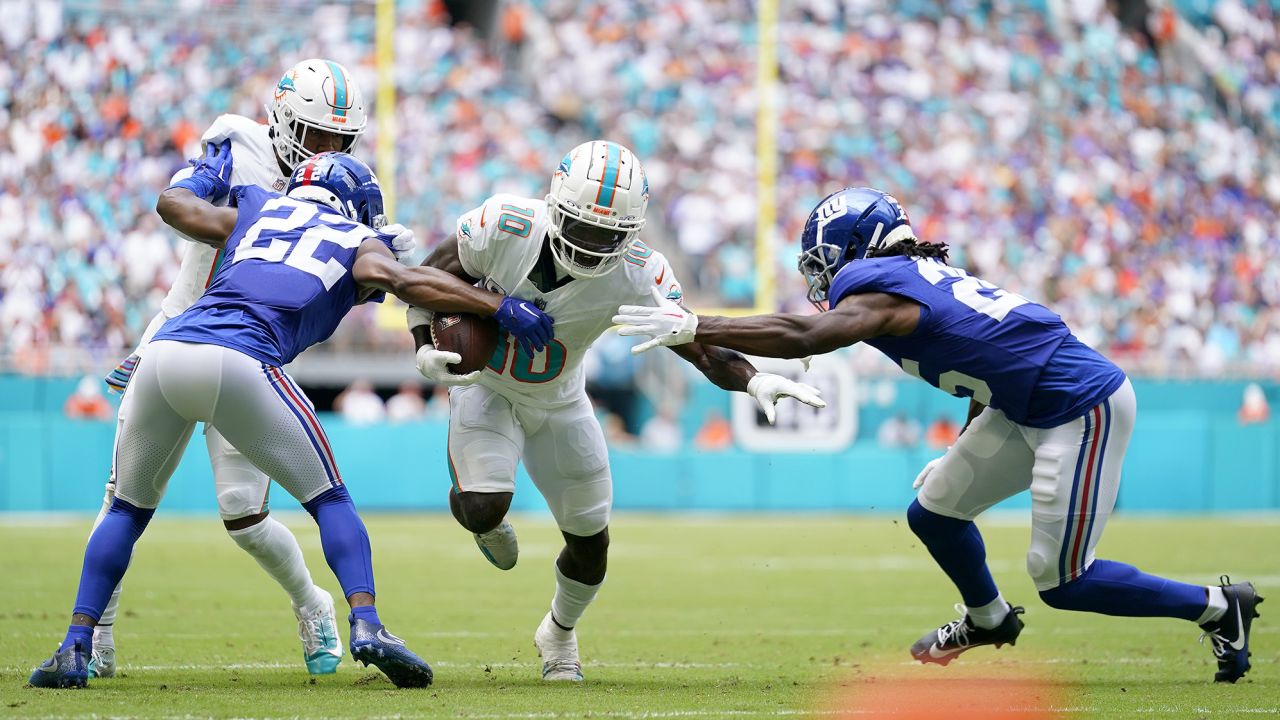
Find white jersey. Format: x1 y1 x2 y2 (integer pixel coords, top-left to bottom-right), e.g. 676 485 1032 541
456 194 684 409
146 115 288 338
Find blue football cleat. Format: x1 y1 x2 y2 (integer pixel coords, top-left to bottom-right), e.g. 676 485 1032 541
28 641 90 689
349 617 433 688
1200 577 1263 683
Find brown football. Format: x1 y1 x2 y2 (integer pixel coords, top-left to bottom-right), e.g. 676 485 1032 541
430 312 500 374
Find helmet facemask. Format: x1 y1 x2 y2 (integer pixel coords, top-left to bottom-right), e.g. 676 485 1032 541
546 195 643 279
797 241 844 311
270 103 362 171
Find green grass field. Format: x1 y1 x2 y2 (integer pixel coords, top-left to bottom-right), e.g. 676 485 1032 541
1 513 1276 718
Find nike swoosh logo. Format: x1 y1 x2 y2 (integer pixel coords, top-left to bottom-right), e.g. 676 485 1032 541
1227 603 1246 651
928 645 963 659
376 628 405 646
655 267 666 285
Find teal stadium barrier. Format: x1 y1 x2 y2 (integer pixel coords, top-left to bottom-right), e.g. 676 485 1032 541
0 376 1276 514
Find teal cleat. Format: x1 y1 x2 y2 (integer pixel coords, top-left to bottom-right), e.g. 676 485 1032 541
474 519 519 570
87 644 115 679
295 588 343 675
29 641 90 689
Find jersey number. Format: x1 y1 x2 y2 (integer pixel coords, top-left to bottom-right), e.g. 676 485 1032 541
496 204 534 238
487 331 567 384
900 358 992 404
914 259 1029 321
235 197 373 289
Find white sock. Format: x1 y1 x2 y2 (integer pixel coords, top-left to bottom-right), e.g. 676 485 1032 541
227 517 322 610
1198 586 1229 625
98 586 123 627
92 623 114 649
550 565 602 637
967 593 1010 630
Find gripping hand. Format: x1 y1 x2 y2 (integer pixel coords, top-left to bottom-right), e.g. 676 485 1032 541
494 296 554 356
169 139 233 202
746 373 826 425
913 450 948 489
377 223 416 263
104 353 140 394
415 345 481 386
613 287 699 354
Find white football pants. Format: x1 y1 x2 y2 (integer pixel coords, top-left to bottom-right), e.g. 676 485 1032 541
447 383 612 536
110 341 341 511
917 379 1136 590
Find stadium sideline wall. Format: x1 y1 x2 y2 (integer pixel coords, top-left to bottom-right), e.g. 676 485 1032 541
1 376 1275 514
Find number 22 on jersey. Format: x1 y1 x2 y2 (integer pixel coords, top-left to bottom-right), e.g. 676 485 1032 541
234 196 374 289
896 259 1032 404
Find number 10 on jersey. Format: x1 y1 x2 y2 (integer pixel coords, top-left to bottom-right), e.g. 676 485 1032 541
486 331 567 383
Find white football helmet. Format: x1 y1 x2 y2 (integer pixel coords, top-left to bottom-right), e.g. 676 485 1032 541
546 140 649 279
266 59 367 171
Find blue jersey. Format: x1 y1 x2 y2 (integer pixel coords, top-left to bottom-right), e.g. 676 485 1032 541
828 256 1125 428
155 185 382 366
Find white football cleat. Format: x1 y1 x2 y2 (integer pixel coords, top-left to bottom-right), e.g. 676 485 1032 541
294 587 343 675
87 643 115 679
474 519 519 570
534 611 583 681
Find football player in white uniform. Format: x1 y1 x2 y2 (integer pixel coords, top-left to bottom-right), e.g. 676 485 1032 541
92 59 406 678
407 140 825 681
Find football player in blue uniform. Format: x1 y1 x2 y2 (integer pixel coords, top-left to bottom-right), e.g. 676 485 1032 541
613 187 1262 683
28 143 554 689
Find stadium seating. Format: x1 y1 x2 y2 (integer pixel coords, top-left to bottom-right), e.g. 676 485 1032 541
1 0 1279 378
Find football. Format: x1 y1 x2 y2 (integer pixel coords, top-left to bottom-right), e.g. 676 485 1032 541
430 312 500 374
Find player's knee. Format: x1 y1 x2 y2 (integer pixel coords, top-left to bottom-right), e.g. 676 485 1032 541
449 488 512 533
906 498 963 542
559 527 609 584
224 510 269 533
1025 549 1055 589
217 485 264 522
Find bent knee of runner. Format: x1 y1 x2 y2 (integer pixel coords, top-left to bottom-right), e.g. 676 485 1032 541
223 510 269 532
450 488 513 533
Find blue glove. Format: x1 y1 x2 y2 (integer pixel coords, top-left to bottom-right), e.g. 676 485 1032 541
104 353 140 394
495 296 554 356
167 139 233 202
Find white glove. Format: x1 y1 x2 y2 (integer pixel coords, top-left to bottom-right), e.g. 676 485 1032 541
913 449 949 489
613 287 699 354
379 223 416 263
406 305 433 332
415 345 481 386
746 372 827 425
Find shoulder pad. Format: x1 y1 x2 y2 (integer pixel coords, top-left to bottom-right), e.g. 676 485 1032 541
201 114 266 143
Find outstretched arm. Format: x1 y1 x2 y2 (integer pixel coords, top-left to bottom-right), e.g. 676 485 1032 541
667 331 826 424
615 291 921 358
409 236 479 349
154 187 236 248
668 342 756 392
353 240 503 316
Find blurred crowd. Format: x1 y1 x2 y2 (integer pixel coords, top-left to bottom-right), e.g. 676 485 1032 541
3 0 1280 378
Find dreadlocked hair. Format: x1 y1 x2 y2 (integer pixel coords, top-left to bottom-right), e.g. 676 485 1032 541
867 238 950 261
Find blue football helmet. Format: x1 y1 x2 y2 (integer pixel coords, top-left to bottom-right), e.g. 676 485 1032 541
286 151 385 228
797 187 915 309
